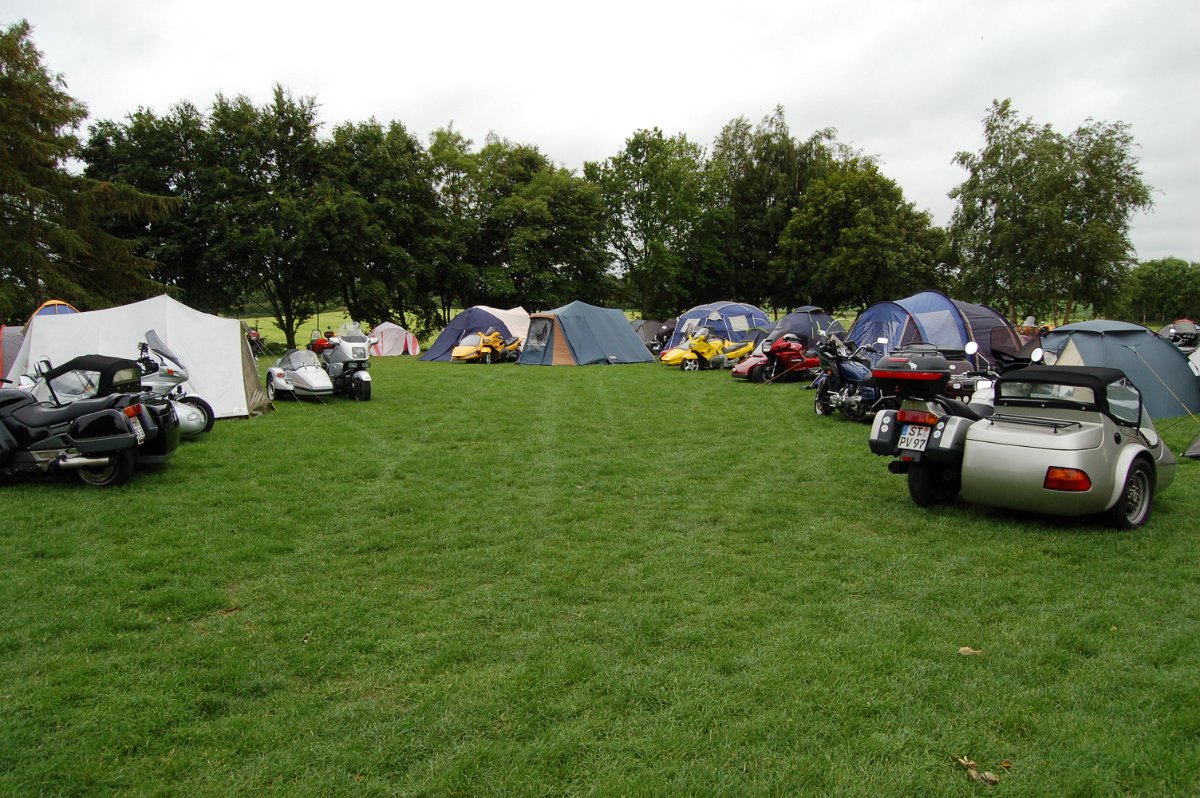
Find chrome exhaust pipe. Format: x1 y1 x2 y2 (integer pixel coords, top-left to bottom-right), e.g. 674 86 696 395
57 455 113 470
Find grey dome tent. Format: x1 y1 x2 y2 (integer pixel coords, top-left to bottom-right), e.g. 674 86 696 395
1041 320 1200 419
518 301 655 365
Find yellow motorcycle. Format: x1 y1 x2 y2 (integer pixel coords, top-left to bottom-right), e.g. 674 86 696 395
450 328 522 363
659 328 755 371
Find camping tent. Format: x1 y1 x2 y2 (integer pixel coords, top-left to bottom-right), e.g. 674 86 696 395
1 325 24 379
5 294 267 418
1040 320 1200 419
847 290 1021 366
27 299 79 323
764 306 844 348
419 306 530 362
665 302 771 350
630 319 662 349
518 301 655 365
369 321 420 356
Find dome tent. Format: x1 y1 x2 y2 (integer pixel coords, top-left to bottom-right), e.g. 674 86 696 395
764 306 844 349
666 301 771 350
518 301 655 366
369 321 420 356
1041 320 1200 419
847 290 1020 366
418 306 529 362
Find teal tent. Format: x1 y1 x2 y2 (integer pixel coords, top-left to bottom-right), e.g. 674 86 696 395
518 301 655 366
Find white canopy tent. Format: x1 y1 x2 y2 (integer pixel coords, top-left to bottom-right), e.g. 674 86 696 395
5 295 267 418
369 322 420 356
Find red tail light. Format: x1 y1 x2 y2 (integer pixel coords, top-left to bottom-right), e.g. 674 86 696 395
123 404 144 418
1044 467 1092 492
897 409 939 426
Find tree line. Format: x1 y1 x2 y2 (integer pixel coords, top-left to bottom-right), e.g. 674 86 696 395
3 20 1187 347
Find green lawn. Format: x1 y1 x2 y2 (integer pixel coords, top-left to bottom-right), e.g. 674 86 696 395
3 358 1199 796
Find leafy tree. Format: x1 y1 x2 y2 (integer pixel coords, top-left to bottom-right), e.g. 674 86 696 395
949 99 1153 325
318 119 442 330
205 86 333 347
707 108 835 310
1120 257 1200 324
0 20 173 320
585 128 707 318
426 126 482 323
776 155 944 311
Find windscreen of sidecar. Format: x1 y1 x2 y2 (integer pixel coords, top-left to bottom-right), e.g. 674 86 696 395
996 380 1098 409
48 369 104 401
279 349 322 370
458 333 483 348
1104 379 1142 426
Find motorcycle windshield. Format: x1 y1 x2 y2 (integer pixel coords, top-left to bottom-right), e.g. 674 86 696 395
145 330 184 366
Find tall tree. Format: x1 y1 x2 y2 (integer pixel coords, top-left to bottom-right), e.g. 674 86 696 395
949 99 1153 325
776 155 944 311
1120 257 1200 325
0 20 173 320
585 128 707 318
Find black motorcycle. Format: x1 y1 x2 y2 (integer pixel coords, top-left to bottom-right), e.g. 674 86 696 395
810 333 897 421
1 355 178 487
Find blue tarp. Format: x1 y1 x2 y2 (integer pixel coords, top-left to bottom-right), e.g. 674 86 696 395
666 302 771 350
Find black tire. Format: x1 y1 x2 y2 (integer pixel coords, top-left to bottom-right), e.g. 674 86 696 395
483 351 492 365
353 378 372 402
179 396 215 433
76 449 135 488
814 393 834 416
1102 459 1154 529
907 461 960 506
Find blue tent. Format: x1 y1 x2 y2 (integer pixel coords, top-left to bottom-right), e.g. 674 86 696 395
847 291 1020 366
666 301 771 350
518 301 655 365
1041 320 1200 419
419 306 529 362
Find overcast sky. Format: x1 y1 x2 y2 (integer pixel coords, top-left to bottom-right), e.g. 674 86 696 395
7 0 1199 262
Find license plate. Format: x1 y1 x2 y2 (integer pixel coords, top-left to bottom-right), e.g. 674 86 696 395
129 416 146 445
898 423 930 452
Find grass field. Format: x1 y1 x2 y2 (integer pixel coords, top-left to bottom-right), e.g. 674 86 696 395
3 358 1199 796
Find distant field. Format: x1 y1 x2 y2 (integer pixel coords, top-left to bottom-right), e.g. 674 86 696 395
2 358 1198 795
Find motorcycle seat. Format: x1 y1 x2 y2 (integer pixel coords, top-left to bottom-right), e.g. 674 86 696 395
12 394 123 427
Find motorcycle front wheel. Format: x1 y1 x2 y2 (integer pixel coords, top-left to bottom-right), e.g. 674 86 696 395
814 394 834 415
76 449 135 488
179 396 215 433
353 378 372 401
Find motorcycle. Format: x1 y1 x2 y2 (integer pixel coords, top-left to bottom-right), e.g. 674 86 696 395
811 333 896 420
732 333 820 383
314 321 378 401
0 355 177 486
450 327 522 363
136 329 215 437
660 328 755 371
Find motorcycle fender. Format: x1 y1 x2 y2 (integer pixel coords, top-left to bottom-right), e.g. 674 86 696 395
925 415 973 465
354 370 372 383
869 410 900 456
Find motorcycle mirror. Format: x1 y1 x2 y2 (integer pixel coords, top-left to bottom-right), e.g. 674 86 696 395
368 336 379 346
1031 347 1045 363
964 341 979 356
33 358 51 378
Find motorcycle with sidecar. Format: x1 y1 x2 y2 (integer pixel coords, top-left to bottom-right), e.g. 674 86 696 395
660 328 755 371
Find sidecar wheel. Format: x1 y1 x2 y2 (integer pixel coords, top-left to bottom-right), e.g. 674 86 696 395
76 449 134 488
681 359 700 372
907 461 960 506
750 364 766 383
483 351 492 365
179 396 215 433
1102 459 1154 529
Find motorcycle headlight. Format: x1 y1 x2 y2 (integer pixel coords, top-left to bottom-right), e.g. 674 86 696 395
352 347 367 359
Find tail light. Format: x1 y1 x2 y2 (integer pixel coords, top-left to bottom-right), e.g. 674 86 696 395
897 409 939 426
1044 467 1092 492
123 404 144 418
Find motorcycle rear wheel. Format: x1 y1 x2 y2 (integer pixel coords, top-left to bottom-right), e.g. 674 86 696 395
76 449 134 488
907 461 960 506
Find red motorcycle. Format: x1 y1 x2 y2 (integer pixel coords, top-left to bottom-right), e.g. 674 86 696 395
731 334 819 383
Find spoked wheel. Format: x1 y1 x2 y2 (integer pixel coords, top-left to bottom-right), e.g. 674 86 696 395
1102 459 1154 529
353 378 372 401
907 461 960 506
681 359 700 372
179 396 215 433
814 393 834 415
76 449 135 488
